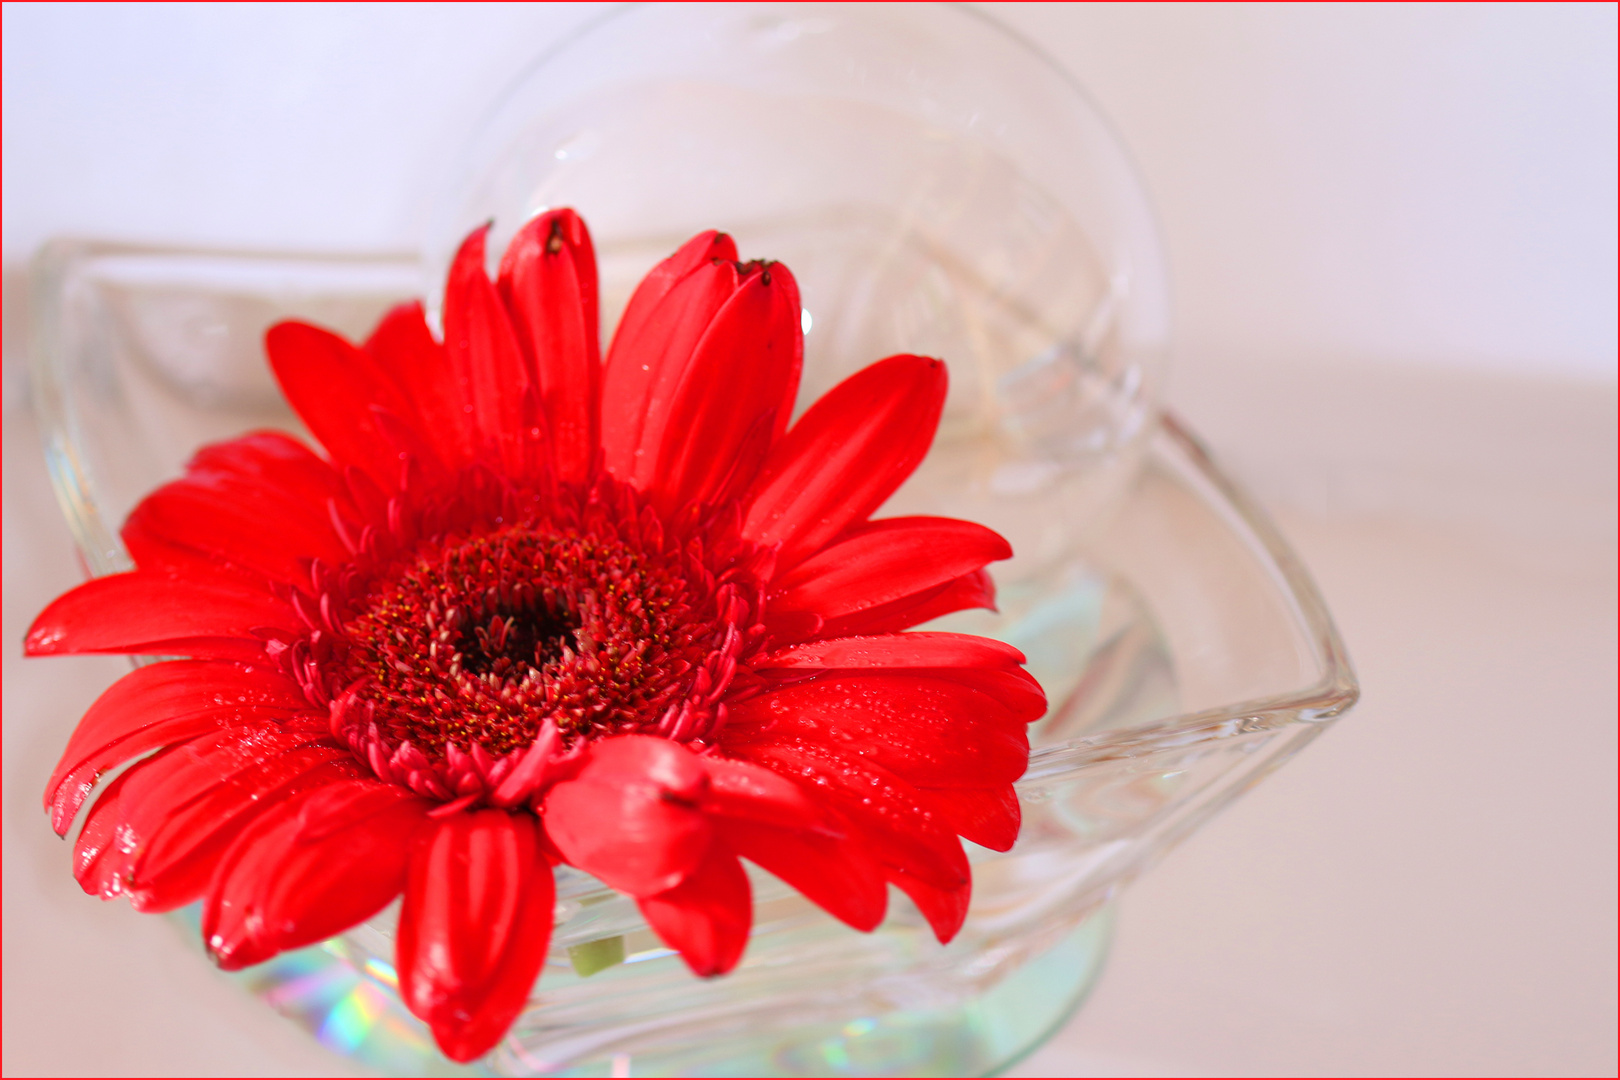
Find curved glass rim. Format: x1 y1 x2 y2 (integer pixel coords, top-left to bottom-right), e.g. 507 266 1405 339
420 1 1171 317
1021 412 1358 786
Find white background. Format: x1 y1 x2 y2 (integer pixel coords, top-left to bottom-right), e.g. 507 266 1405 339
4 4 1615 1077
3 3 1615 380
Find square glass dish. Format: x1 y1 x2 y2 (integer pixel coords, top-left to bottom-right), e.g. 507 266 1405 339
30 240 1356 1077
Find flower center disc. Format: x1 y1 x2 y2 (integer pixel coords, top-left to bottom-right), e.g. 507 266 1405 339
341 522 727 758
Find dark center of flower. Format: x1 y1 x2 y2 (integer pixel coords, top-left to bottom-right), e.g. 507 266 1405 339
339 522 735 759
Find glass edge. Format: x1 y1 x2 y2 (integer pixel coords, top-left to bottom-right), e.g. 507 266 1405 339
29 239 127 577
948 0 1173 265
1158 408 1360 718
422 1 637 255
1023 411 1359 781
28 239 427 579
26 234 423 268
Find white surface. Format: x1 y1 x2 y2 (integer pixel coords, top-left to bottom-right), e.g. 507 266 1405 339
5 361 1614 1078
4 4 1616 1076
1015 366 1618 1077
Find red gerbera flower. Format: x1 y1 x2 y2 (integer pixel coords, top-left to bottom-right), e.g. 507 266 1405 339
27 209 1044 1063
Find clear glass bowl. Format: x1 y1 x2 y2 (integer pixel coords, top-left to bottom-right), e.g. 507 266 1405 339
30 237 1357 1075
28 4 1357 1076
430 2 1172 563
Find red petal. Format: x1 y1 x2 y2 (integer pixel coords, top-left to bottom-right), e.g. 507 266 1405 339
444 225 532 476
133 757 362 913
541 736 712 896
600 236 742 482
122 431 354 581
924 666 1049 723
397 810 554 1063
888 865 971 944
68 764 143 899
648 261 802 512
914 784 1020 852
367 403 455 493
770 516 1010 621
818 568 998 639
51 711 239 838
577 734 710 795
188 431 349 501
364 300 474 471
719 817 888 932
25 569 295 659
205 779 428 968
726 740 968 892
124 479 345 584
742 354 947 569
497 209 600 484
724 674 1031 787
608 230 738 365
265 321 418 489
701 756 824 831
757 632 1027 672
46 660 313 834
638 841 752 977
72 725 348 909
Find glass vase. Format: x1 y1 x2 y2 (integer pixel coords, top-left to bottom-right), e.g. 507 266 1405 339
29 4 1358 1076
